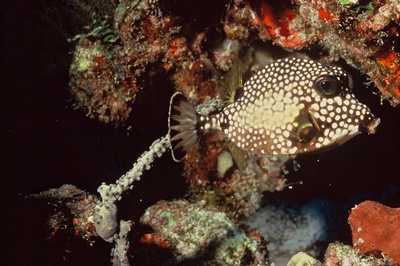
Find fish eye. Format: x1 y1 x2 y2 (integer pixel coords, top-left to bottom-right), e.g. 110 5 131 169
314 75 341 97
297 123 317 143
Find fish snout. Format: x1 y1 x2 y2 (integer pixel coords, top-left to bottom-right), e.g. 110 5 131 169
359 115 380 135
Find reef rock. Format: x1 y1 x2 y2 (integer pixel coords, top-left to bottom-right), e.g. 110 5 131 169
140 200 271 265
287 252 321 266
348 200 400 265
140 200 235 259
324 242 394 266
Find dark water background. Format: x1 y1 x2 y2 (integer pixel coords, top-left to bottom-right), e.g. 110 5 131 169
5 0 400 265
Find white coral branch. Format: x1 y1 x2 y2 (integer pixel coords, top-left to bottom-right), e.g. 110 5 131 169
111 220 133 266
93 134 170 242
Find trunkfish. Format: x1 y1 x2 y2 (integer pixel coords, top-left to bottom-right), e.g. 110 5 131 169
169 57 380 157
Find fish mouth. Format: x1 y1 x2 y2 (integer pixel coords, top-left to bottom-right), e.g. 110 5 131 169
334 127 361 145
360 117 381 135
336 117 380 145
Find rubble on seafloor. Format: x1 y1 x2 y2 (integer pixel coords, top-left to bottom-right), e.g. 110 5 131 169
28 0 400 265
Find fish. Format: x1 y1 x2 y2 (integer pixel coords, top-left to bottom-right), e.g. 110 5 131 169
168 57 380 159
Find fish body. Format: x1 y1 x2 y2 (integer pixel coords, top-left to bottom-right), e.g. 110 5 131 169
170 57 380 157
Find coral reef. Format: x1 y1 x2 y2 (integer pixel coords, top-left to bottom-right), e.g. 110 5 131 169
348 200 400 265
215 0 400 105
288 0 400 105
69 31 140 124
68 0 400 118
69 0 181 124
21 0 400 265
69 0 400 117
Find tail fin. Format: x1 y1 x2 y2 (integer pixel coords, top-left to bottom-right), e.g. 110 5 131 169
168 92 199 162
